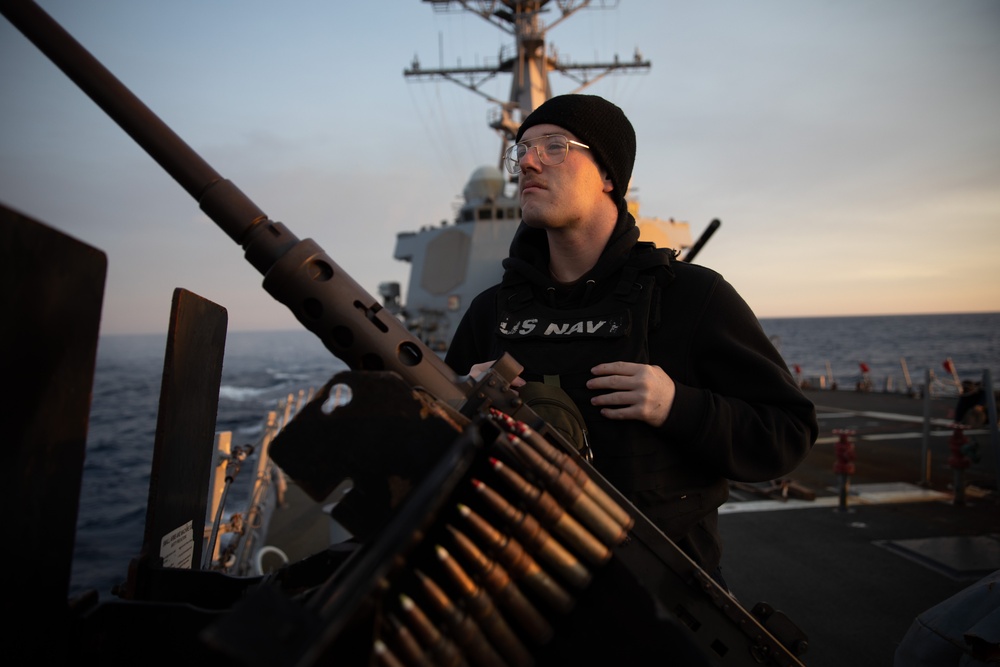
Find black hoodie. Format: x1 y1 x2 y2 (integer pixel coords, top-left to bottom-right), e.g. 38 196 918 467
446 209 818 573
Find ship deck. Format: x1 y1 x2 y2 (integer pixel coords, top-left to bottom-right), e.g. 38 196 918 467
263 387 999 666
720 388 999 667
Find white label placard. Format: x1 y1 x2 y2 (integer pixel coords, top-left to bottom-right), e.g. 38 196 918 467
160 520 194 569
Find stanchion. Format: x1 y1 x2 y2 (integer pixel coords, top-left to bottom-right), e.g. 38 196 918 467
833 429 856 512
948 424 971 505
919 368 932 486
983 369 1000 493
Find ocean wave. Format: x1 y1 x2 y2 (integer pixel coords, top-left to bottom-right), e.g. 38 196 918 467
235 422 265 438
218 384 273 401
268 369 316 382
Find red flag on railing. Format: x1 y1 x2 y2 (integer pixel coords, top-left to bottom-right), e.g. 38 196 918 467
794 364 802 374
943 359 954 373
859 363 870 373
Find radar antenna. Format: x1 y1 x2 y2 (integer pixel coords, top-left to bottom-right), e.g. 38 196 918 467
404 0 650 165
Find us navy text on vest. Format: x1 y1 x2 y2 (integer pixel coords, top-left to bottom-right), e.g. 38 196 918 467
497 312 629 338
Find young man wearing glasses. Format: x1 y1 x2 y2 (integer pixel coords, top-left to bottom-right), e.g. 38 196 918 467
445 94 817 590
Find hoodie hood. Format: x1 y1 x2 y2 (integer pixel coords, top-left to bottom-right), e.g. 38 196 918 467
500 208 641 298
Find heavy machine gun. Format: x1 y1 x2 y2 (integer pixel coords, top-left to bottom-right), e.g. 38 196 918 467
2 1 808 664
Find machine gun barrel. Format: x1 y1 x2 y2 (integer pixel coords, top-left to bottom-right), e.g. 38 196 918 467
683 217 721 263
0 0 475 405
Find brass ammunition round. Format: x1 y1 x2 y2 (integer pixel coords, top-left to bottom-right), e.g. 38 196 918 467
416 570 508 667
437 545 535 667
456 504 576 613
490 408 634 531
564 487 627 546
398 593 465 667
471 479 593 587
503 436 628 546
489 459 611 567
446 526 555 645
517 421 635 531
384 613 434 667
373 639 406 667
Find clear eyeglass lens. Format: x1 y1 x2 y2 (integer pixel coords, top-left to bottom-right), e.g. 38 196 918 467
504 146 523 174
538 136 569 164
505 135 571 174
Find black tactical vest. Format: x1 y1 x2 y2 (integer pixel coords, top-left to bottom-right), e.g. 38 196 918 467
491 245 731 567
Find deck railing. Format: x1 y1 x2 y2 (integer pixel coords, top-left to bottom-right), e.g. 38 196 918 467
203 388 314 575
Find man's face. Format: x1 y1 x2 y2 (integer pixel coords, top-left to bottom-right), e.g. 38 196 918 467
517 123 614 230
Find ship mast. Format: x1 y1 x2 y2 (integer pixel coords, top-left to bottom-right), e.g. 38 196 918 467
388 1 686 354
404 0 651 168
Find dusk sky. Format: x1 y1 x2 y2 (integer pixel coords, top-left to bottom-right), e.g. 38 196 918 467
2 1 998 335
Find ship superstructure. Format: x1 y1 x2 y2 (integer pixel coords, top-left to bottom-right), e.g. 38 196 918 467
380 0 695 351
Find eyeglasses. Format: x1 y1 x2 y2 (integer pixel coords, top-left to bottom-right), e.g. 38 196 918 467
503 134 590 175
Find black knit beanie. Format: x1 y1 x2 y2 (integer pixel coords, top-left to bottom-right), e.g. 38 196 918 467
516 94 636 207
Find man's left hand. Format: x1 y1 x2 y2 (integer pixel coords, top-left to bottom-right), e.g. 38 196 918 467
587 361 675 427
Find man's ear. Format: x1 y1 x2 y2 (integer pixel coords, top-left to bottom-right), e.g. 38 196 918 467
601 168 613 194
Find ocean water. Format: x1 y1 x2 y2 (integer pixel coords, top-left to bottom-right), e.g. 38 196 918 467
759 312 1000 393
69 313 999 599
74 330 348 600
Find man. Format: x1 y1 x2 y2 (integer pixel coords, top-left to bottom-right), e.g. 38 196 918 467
445 94 817 586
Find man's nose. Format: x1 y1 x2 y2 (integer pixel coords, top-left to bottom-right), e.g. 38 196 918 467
519 145 543 172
